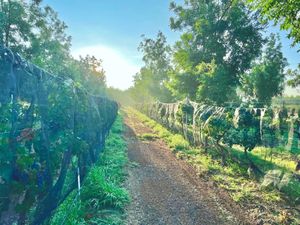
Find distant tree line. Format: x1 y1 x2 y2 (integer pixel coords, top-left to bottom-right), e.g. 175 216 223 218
130 0 300 107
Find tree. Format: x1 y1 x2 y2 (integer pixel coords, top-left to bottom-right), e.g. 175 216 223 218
131 68 156 103
247 0 300 46
28 4 72 74
167 0 264 104
241 34 288 106
78 55 106 95
167 60 238 104
287 66 300 88
246 0 300 89
0 0 32 52
0 0 71 74
0 1 107 94
131 31 173 102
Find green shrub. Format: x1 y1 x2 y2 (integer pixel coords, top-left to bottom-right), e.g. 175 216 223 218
138 133 158 141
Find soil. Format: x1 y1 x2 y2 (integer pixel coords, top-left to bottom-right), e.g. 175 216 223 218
123 110 252 225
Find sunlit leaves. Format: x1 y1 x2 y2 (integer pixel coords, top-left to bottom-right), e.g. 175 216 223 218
247 0 300 46
241 34 288 106
168 0 264 104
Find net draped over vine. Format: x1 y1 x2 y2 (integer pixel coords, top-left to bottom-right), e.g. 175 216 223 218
138 98 300 154
0 46 118 224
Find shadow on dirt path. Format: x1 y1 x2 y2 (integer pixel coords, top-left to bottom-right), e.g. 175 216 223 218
123 110 250 225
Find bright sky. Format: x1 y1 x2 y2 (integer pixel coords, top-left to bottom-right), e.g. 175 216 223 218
44 0 299 94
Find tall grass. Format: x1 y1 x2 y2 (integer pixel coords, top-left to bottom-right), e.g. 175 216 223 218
50 115 129 225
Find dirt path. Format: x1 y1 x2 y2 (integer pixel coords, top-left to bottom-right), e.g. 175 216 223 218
123 110 249 225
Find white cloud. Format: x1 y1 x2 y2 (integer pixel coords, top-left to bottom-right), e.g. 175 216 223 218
72 45 141 90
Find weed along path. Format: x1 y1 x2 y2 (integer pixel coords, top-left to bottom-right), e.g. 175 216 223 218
123 109 250 225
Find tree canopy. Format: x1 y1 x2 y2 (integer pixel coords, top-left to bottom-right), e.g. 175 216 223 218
241 34 288 106
131 31 173 102
0 0 106 93
129 0 294 106
167 0 264 104
247 0 300 46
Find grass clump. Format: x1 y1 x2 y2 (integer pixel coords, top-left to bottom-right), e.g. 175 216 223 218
138 133 158 141
50 115 130 225
81 167 128 210
169 134 189 151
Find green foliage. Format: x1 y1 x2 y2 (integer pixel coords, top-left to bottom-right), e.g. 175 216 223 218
246 0 300 94
130 68 155 103
196 66 240 105
0 0 106 93
175 100 194 124
167 0 264 104
206 116 231 144
50 116 129 225
0 0 38 52
138 133 158 141
241 34 288 106
287 65 300 89
247 0 300 46
128 0 290 108
77 55 106 95
81 168 128 210
0 0 72 74
130 32 173 103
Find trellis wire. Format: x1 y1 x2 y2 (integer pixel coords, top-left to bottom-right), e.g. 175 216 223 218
137 98 300 153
